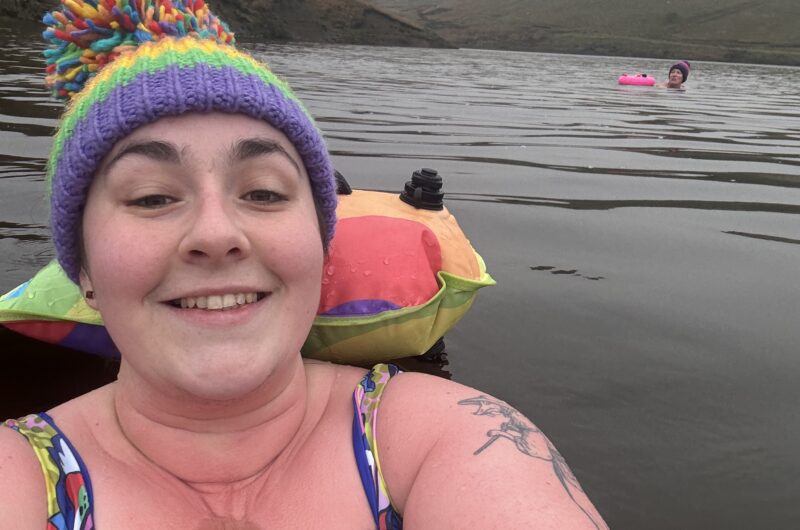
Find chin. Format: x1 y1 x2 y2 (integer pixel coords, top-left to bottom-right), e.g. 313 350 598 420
187 382 261 403
166 345 290 403
180 368 272 403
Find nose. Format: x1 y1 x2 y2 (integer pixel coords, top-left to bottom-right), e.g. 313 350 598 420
178 192 251 265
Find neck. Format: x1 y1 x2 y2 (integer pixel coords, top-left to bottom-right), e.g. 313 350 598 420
112 355 312 485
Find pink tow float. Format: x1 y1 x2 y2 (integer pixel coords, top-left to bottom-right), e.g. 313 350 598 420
618 73 656 86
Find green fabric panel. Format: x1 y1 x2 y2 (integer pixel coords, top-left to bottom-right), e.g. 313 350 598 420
0 261 103 325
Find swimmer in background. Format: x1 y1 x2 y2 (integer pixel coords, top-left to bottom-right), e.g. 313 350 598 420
657 60 691 88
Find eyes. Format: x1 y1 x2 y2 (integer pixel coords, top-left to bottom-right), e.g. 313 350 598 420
127 195 175 208
241 189 287 204
127 188 288 210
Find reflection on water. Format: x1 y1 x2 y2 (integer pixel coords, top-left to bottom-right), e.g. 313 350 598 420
1 21 800 530
723 230 800 245
452 191 800 215
0 220 49 241
530 265 605 280
0 154 46 180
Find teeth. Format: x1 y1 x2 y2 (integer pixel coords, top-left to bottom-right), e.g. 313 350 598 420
207 295 223 310
176 293 260 311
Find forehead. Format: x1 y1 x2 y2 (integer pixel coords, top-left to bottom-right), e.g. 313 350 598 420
111 112 299 160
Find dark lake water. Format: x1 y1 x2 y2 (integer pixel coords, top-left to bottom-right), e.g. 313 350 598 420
1 21 799 529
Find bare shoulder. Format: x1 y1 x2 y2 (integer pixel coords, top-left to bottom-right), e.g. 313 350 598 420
0 422 48 528
376 371 608 529
0 388 115 529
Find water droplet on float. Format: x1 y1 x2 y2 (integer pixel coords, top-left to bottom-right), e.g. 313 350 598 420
363 270 372 277
410 273 417 280
350 266 357 273
383 257 390 265
321 278 330 285
325 265 335 276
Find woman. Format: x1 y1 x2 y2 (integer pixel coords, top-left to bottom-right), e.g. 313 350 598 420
657 60 691 88
0 2 607 528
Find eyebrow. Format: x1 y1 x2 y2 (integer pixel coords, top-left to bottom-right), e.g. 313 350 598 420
99 137 302 176
230 138 301 174
103 140 181 174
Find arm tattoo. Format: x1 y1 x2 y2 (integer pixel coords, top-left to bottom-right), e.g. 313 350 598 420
458 395 606 530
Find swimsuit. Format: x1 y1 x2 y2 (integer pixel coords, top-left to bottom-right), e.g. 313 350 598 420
3 412 94 530
2 363 403 530
353 363 404 530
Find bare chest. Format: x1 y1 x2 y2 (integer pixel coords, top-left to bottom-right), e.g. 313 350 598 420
88 442 376 529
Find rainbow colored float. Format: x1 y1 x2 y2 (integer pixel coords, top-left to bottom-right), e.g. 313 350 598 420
0 169 494 364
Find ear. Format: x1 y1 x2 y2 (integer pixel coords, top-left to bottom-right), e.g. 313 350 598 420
78 268 98 310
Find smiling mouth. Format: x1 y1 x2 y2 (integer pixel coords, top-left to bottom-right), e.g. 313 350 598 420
169 293 266 310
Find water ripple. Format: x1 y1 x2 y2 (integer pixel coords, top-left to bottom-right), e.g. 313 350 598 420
0 154 46 180
449 192 800 215
0 221 49 242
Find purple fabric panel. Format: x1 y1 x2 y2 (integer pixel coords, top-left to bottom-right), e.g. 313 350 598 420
51 63 336 284
60 323 120 358
321 299 402 317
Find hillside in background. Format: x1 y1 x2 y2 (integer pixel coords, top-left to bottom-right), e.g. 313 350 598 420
370 0 800 65
2 0 797 65
0 0 449 49
213 0 448 48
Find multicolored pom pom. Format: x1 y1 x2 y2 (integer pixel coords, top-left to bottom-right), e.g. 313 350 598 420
42 0 235 100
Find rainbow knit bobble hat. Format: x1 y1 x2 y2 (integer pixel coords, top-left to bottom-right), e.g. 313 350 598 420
42 0 337 284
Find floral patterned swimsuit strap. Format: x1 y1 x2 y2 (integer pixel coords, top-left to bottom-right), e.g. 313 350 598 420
3 412 95 530
352 363 404 530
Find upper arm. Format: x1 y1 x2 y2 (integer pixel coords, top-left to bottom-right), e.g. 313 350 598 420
0 427 48 529
377 374 607 529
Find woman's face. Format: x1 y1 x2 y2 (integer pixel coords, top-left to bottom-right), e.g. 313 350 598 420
80 113 324 400
668 68 684 86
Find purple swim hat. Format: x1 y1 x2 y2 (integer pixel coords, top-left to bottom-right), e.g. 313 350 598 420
669 60 691 82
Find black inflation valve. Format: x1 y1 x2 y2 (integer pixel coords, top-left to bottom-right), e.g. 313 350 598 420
399 168 444 210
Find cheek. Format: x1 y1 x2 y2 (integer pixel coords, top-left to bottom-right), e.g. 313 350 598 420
82 213 170 295
265 213 325 292
280 223 324 274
